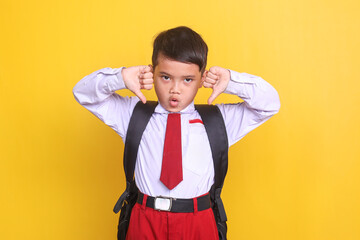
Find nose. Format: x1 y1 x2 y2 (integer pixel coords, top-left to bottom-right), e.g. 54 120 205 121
170 81 180 94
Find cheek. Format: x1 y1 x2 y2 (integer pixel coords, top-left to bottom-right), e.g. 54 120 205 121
188 85 200 98
154 81 162 96
154 80 169 98
154 78 163 89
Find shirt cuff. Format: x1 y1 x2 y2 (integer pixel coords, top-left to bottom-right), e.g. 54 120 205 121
224 69 259 96
96 67 127 92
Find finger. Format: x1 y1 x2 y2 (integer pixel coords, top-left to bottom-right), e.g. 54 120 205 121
142 84 153 90
207 71 218 80
209 66 219 75
144 65 152 73
203 82 213 88
140 78 154 85
140 72 153 79
204 77 217 85
139 65 150 74
133 89 147 104
148 64 153 73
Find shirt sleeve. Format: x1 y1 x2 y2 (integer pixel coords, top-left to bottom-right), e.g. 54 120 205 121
216 69 281 146
72 67 140 140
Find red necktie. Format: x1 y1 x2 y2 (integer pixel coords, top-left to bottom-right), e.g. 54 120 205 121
160 113 183 190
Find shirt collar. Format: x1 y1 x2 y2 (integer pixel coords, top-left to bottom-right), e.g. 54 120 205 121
154 101 195 114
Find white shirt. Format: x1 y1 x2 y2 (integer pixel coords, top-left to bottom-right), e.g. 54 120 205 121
73 67 280 198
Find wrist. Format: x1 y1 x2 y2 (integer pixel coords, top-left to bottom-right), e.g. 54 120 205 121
114 67 127 90
121 67 128 80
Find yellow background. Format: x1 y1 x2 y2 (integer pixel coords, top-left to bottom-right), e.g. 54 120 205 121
1 0 359 239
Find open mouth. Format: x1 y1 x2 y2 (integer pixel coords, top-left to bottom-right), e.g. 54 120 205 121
170 98 179 107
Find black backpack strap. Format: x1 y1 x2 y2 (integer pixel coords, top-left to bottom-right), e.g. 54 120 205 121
113 100 157 213
195 104 229 222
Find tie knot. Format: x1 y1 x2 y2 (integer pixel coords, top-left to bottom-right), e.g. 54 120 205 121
167 113 180 121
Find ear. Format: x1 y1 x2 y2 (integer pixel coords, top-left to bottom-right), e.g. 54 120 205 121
199 70 207 88
198 81 203 88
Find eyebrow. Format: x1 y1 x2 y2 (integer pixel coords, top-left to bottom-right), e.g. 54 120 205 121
159 71 196 78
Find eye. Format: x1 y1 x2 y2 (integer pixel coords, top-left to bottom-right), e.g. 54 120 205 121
184 78 193 83
161 75 170 81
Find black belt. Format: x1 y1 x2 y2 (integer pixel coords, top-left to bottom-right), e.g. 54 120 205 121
137 192 211 213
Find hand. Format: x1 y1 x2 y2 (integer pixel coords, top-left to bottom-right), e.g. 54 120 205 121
202 66 231 104
122 65 153 103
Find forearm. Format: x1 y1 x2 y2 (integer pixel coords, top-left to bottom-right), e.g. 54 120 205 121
72 67 138 139
72 67 126 105
217 70 280 146
224 70 281 117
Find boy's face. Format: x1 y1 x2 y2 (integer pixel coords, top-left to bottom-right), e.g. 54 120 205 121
153 54 203 112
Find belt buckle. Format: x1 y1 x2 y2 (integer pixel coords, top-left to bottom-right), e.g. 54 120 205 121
154 196 174 211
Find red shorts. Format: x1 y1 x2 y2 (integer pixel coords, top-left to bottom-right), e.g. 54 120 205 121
126 197 219 240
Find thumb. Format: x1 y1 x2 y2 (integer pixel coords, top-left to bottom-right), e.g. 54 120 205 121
207 88 221 105
133 89 147 104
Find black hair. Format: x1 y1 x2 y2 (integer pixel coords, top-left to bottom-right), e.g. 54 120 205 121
152 26 208 74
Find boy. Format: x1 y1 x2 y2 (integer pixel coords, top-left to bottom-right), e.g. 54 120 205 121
73 26 280 239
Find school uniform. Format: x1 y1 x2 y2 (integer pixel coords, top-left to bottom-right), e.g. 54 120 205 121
73 67 280 239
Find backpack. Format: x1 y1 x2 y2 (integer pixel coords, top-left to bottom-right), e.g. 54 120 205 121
113 101 229 240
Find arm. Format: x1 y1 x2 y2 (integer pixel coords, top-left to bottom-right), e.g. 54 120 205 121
72 66 153 139
203 67 280 146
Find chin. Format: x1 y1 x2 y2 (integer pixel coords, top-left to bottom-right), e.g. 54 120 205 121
166 106 183 113
167 108 180 113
